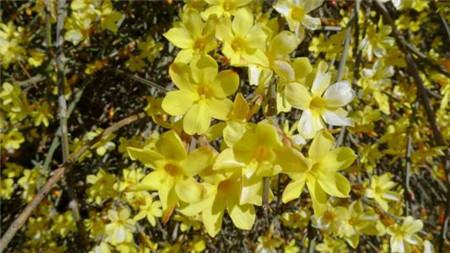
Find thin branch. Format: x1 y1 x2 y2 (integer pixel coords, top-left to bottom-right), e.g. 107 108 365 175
336 10 354 147
115 69 168 92
0 112 147 252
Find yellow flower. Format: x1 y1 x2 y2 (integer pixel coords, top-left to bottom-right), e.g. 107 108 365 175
275 57 313 112
105 207 136 245
285 62 354 139
164 10 217 63
0 22 25 67
214 122 284 205
86 169 117 204
273 0 323 39
359 21 394 61
216 9 268 67
1 128 25 151
134 195 162 226
280 131 356 215
180 172 256 237
387 216 423 253
127 130 214 211
365 173 400 211
162 54 239 135
201 0 253 19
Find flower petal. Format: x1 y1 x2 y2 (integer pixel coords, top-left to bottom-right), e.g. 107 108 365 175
175 178 204 203
282 177 306 203
323 80 354 107
164 27 193 48
162 90 196 116
311 61 330 96
322 109 351 126
317 172 350 198
285 83 311 110
232 8 253 36
214 70 239 97
183 101 211 135
169 62 195 90
127 147 163 168
181 146 214 176
308 130 334 161
206 98 233 120
190 54 218 84
269 31 300 58
297 109 323 139
228 204 256 230
156 130 187 161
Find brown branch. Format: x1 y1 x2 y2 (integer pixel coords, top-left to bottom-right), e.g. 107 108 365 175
0 112 147 252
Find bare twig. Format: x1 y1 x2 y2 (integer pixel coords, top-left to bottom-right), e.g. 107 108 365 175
115 69 168 92
336 11 354 147
0 112 147 252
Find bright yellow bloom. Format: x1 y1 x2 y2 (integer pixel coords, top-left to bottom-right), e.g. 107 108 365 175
127 130 214 211
164 10 217 63
134 195 163 226
285 62 354 139
280 131 356 215
0 22 25 67
105 207 136 245
275 57 313 112
387 216 423 253
201 0 253 19
273 0 323 39
180 172 256 237
365 173 400 211
162 54 239 135
215 122 284 205
216 9 268 67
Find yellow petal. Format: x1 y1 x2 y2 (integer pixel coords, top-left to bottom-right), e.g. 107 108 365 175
202 194 224 237
282 177 306 203
181 146 214 176
311 61 331 96
183 100 211 135
169 62 195 90
223 121 247 147
175 178 203 203
190 54 218 83
317 172 350 198
206 98 233 120
132 170 166 191
156 130 187 161
307 179 327 215
213 148 244 170
127 147 163 168
318 147 356 171
292 57 313 81
161 90 196 116
229 93 249 120
164 27 193 48
214 70 239 97
308 130 334 161
269 31 299 58
285 83 311 110
228 204 255 230
232 8 253 36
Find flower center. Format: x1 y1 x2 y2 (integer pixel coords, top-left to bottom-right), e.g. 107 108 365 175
218 179 233 192
193 38 205 51
309 96 326 112
254 145 271 162
164 163 181 177
231 37 245 52
291 6 305 22
197 85 213 98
